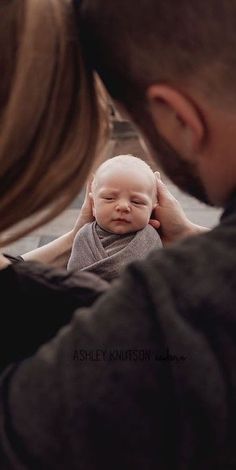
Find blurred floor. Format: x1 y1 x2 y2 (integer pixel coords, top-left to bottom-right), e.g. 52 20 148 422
3 121 222 257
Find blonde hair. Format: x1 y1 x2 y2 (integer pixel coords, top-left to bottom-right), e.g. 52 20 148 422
0 0 109 246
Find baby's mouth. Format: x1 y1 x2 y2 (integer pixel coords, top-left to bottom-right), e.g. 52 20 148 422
113 218 130 223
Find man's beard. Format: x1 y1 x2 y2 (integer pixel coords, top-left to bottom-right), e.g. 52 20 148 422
141 120 212 206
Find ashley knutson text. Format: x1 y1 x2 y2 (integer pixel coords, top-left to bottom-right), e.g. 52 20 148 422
73 348 187 362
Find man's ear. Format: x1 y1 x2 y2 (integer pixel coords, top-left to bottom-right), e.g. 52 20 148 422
146 84 205 161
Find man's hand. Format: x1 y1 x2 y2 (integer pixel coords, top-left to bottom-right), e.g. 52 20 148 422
149 172 208 245
71 175 95 238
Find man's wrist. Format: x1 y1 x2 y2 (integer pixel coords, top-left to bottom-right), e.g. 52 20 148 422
184 221 209 238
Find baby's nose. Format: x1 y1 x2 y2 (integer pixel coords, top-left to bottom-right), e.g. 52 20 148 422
116 200 131 212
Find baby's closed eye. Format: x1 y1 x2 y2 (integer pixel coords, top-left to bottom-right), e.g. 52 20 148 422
131 200 146 205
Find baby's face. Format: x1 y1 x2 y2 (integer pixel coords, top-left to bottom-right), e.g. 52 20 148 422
91 165 157 234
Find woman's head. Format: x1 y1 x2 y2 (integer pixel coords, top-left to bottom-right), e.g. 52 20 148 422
0 0 109 246
90 155 157 234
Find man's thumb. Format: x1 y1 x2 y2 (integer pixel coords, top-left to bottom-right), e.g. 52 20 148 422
154 171 170 204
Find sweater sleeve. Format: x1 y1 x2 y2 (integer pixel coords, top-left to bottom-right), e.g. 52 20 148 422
0 263 178 470
0 247 228 469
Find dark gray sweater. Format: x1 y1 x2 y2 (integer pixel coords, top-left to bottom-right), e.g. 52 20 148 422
0 193 236 469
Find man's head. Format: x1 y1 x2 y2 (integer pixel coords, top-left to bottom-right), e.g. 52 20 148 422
80 1 236 206
90 155 157 234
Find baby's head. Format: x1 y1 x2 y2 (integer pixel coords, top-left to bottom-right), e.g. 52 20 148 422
90 155 157 234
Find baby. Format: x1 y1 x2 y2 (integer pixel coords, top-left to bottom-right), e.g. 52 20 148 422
67 155 162 281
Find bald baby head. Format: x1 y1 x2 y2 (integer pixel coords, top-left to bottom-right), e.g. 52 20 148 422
90 155 158 234
92 154 156 197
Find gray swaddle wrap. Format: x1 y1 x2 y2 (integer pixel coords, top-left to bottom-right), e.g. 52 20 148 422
67 221 162 281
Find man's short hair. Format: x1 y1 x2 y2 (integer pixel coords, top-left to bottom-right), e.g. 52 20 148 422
80 1 236 107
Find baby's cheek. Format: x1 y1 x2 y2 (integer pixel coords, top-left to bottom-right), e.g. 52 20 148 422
138 210 149 225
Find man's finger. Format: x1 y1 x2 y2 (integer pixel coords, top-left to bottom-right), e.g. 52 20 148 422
85 173 95 196
154 171 174 205
149 219 161 229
